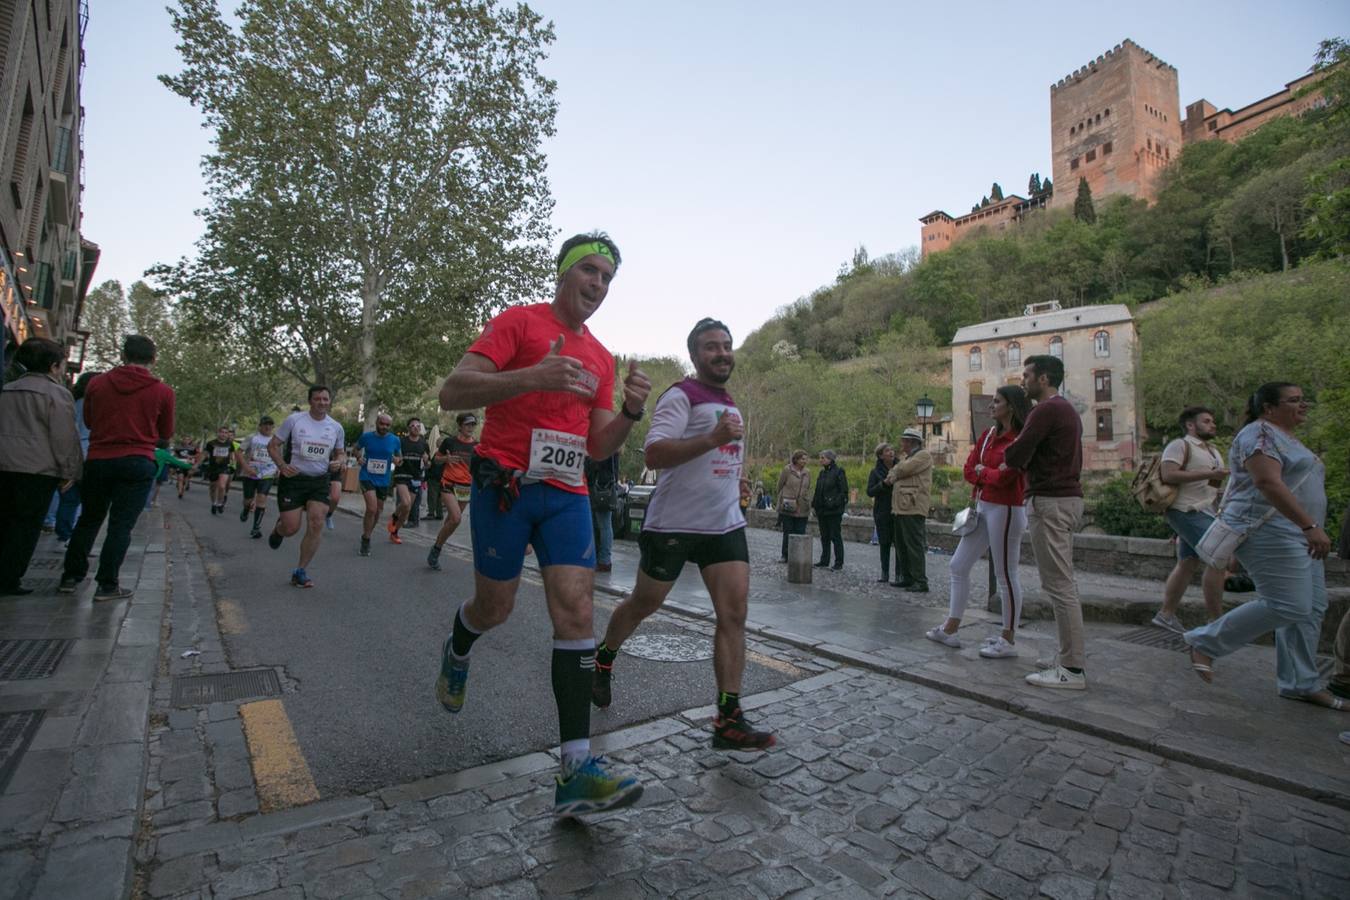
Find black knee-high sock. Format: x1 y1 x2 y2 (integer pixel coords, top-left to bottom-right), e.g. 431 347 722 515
450 603 482 657
253 507 265 528
551 640 595 745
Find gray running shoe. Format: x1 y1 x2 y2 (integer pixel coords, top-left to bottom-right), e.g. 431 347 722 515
427 545 442 570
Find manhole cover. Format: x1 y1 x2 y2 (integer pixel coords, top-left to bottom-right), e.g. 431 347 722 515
1113 627 1187 652
622 634 713 663
0 710 45 793
171 669 282 707
0 639 73 680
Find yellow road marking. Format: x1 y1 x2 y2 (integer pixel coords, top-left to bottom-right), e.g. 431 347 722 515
747 650 802 676
217 598 248 635
239 699 319 812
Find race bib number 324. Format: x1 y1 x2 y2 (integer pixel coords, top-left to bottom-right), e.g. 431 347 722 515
526 429 586 487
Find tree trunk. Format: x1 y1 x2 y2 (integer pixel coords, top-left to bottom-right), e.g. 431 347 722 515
1278 230 1290 272
359 268 383 428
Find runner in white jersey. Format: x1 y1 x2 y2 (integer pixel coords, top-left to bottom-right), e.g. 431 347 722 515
266 386 346 588
235 416 278 539
592 318 774 751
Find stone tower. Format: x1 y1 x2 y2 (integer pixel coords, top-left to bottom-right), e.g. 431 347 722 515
1049 40 1183 209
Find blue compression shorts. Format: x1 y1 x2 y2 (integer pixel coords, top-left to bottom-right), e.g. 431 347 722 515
469 480 597 581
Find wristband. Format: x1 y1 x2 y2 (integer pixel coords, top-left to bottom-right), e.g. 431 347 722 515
621 404 644 422
1301 524 1317 532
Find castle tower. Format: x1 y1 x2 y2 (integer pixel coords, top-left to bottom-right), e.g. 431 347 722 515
1049 40 1183 209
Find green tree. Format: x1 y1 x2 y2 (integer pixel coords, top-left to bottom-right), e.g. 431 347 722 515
990 182 1004 202
1028 173 1042 195
1073 177 1096 224
79 280 131 371
160 0 557 425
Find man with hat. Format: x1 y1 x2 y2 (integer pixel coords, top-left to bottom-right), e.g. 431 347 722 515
426 411 479 570
886 427 933 592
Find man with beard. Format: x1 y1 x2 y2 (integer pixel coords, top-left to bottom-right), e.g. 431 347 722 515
434 232 652 817
1151 406 1229 631
591 318 774 752
354 413 402 557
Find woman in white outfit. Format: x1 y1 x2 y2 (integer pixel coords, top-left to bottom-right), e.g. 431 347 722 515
926 386 1032 658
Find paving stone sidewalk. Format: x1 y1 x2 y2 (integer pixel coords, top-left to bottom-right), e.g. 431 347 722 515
0 510 167 900
136 666 1350 898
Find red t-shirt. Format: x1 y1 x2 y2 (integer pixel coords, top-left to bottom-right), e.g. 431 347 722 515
468 303 614 494
964 426 1027 507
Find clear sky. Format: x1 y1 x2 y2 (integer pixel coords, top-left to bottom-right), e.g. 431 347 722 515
83 1 1344 359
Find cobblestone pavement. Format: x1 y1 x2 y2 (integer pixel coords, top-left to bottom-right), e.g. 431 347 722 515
136 665 1350 899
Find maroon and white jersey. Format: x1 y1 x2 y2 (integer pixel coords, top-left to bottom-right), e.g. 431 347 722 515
642 378 745 535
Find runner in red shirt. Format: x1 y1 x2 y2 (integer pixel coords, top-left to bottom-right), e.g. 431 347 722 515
434 232 652 817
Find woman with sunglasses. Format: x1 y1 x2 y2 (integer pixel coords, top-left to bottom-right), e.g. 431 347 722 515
1185 383 1338 712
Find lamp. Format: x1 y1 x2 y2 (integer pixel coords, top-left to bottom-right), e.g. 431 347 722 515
916 395 935 441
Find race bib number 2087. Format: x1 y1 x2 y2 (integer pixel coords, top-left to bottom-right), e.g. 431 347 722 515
526 429 586 487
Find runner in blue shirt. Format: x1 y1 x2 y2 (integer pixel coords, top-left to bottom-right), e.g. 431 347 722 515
354 413 402 557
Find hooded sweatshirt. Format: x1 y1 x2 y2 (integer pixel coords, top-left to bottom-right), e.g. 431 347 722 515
84 365 176 461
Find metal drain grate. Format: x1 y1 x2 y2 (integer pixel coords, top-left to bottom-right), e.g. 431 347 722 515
1113 627 1188 652
171 669 282 707
747 588 794 604
0 639 73 680
0 710 46 793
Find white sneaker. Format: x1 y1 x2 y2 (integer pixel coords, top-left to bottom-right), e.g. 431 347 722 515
980 637 1018 659
1034 657 1055 670
924 626 961 649
1150 612 1184 633
1025 665 1086 690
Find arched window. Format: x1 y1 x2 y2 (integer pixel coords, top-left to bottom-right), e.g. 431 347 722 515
1049 336 1063 359
969 346 982 371
1094 330 1110 357
1007 341 1021 367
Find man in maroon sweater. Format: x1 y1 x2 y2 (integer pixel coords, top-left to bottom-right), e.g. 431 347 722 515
1003 354 1087 690
59 335 176 601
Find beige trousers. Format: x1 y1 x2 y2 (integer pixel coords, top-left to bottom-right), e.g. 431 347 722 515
1027 495 1086 669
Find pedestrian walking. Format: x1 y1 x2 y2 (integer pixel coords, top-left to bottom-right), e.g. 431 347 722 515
0 338 83 596
586 452 620 573
59 335 176 601
52 370 98 542
776 450 811 561
433 232 651 816
1185 383 1340 714
885 428 933 592
866 442 897 583
1150 406 1228 632
1003 354 1088 690
925 386 1030 656
812 450 848 569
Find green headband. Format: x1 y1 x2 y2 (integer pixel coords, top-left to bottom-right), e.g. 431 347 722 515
557 241 616 277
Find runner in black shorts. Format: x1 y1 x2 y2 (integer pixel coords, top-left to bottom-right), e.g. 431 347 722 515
593 318 774 751
236 416 278 538
199 426 235 515
387 417 429 543
267 386 346 588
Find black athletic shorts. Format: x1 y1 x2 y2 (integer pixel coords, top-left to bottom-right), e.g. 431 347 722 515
242 477 274 500
204 464 230 481
359 480 388 502
329 467 343 482
638 527 749 582
277 474 331 512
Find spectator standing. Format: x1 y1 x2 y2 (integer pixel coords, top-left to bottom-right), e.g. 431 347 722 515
1004 354 1087 690
811 450 848 570
54 370 98 542
776 450 811 562
866 443 897 583
1151 406 1229 631
1185 383 1339 711
885 428 934 592
0 338 83 596
58 335 175 601
586 452 621 573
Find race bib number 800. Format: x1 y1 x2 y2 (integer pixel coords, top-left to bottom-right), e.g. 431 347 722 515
526 429 586 487
301 440 330 461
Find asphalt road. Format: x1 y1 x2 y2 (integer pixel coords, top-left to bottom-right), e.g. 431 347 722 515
169 492 802 799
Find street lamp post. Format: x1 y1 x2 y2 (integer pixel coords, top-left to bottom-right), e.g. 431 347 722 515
916 395 935 441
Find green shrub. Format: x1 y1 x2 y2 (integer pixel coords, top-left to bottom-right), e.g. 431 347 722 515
1088 473 1173 539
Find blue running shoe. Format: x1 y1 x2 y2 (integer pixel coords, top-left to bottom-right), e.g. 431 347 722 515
325 514 335 531
553 756 643 817
290 568 313 588
436 637 469 713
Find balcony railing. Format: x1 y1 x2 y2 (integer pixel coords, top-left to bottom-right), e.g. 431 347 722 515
33 262 55 310
53 126 72 174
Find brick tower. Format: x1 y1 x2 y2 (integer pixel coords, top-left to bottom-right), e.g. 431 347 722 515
1049 40 1183 209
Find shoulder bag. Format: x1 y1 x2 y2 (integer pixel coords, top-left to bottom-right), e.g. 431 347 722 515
952 430 994 537
1195 468 1311 570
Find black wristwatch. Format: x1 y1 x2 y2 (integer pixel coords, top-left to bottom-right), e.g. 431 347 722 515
620 404 644 422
